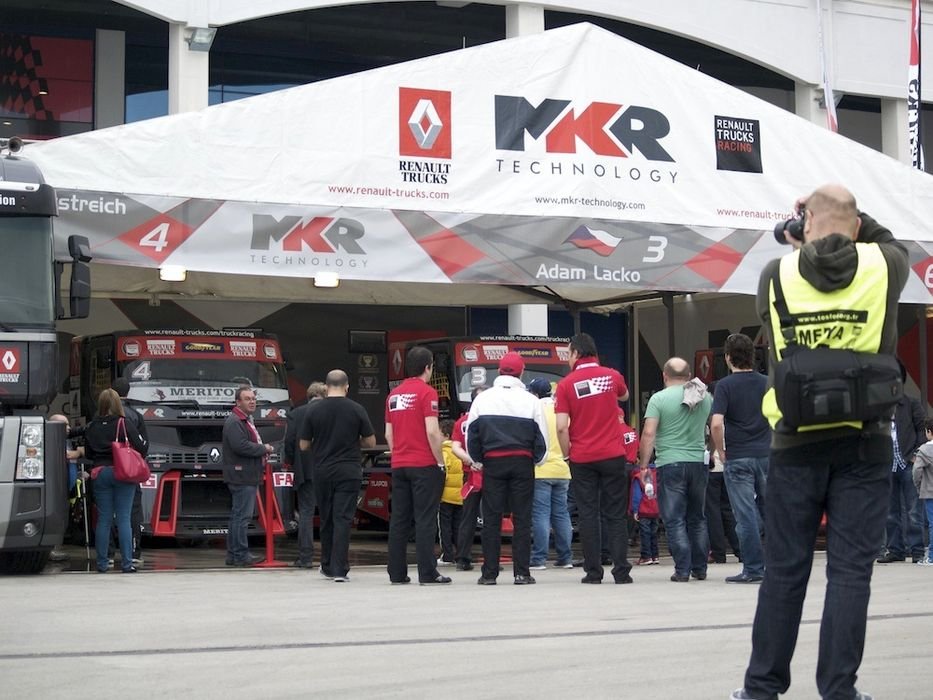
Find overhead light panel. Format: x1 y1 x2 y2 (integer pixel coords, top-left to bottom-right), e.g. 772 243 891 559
314 271 339 288
185 27 217 52
159 265 187 282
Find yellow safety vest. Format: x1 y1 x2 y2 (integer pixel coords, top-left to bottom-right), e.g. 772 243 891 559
762 242 889 432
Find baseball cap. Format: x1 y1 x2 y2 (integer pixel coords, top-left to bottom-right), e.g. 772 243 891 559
527 377 552 398
498 351 525 377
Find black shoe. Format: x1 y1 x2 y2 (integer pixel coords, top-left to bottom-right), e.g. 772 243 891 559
912 555 924 564
670 573 690 582
514 575 536 585
601 556 613 565
390 576 411 585
691 571 707 580
292 559 314 569
121 566 138 574
419 575 452 585
614 574 634 584
455 562 474 571
726 572 764 584
477 576 497 585
233 556 265 567
581 575 603 584
876 552 905 564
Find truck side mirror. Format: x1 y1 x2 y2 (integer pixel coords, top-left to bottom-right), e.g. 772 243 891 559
62 235 91 320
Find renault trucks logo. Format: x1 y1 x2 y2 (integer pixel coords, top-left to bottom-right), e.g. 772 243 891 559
0 348 21 382
230 341 256 358
146 340 175 356
399 87 451 158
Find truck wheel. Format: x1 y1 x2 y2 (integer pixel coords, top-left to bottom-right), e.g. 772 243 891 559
0 550 51 575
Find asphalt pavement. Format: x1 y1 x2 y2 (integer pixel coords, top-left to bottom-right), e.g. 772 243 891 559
0 551 930 699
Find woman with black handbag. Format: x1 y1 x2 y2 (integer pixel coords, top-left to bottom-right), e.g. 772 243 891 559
84 388 148 573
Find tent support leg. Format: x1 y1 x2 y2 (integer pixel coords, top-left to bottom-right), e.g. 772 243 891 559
662 292 675 360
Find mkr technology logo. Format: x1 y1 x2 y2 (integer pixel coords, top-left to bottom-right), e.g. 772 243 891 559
399 87 452 158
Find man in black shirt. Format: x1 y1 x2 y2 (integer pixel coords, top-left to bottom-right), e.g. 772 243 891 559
299 370 375 582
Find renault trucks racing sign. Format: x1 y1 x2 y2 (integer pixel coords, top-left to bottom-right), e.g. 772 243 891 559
32 23 933 303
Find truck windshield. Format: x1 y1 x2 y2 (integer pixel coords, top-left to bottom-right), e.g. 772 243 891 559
0 216 55 327
121 359 288 390
455 366 565 403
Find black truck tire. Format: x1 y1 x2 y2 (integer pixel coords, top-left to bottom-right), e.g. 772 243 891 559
0 549 51 574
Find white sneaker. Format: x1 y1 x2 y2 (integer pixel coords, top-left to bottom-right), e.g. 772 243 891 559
529 564 547 571
319 566 335 580
555 561 574 569
334 575 349 582
916 557 933 566
436 558 454 567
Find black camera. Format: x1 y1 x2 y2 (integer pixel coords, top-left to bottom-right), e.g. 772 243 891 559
773 207 806 245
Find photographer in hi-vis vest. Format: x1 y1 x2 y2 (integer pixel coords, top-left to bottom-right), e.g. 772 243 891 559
731 184 908 700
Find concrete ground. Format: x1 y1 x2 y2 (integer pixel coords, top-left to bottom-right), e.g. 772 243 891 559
1 550 930 699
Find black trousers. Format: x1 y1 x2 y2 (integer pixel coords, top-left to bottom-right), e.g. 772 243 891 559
570 456 632 581
480 456 534 579
456 490 482 565
706 471 740 560
295 480 316 565
315 477 358 578
438 501 462 562
387 466 445 583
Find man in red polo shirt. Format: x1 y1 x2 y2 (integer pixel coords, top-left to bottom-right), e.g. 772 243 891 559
555 333 633 584
385 345 451 586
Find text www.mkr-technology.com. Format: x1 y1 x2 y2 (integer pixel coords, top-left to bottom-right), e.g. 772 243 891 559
534 195 646 212
327 185 451 201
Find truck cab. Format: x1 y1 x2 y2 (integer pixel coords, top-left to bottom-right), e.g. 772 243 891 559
0 143 90 573
69 329 293 539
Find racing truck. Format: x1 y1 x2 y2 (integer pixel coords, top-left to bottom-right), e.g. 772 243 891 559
0 140 92 573
354 335 571 526
68 329 294 540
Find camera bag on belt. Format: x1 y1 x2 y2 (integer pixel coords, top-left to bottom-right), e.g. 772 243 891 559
770 270 902 431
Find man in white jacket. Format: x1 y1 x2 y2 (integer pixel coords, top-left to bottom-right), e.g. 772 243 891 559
466 352 548 585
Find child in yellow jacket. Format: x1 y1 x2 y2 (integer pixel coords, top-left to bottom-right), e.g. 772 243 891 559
438 420 464 566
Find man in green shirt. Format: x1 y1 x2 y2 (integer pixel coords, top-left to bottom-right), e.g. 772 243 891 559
639 357 712 582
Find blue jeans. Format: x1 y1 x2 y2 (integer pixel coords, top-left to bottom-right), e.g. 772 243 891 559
531 479 572 565
226 484 257 563
93 467 136 572
884 466 925 558
657 462 709 577
924 499 933 561
724 455 769 577
744 437 890 700
639 518 659 558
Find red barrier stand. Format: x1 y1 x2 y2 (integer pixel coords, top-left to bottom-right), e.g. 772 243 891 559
254 461 288 568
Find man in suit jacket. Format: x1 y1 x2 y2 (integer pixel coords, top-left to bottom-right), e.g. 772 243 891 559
222 385 273 567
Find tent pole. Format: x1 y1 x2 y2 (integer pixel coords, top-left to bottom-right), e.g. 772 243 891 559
662 292 675 359
920 305 929 410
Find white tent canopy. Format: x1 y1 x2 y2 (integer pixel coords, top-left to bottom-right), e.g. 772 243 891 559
29 23 933 307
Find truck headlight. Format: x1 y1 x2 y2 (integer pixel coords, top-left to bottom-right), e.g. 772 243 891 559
21 424 42 448
16 423 45 480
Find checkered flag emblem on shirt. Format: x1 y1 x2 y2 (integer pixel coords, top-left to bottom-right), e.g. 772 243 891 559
0 35 53 120
574 375 614 399
389 393 417 411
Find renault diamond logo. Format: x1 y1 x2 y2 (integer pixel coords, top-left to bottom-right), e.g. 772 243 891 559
408 99 443 150
209 448 221 463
